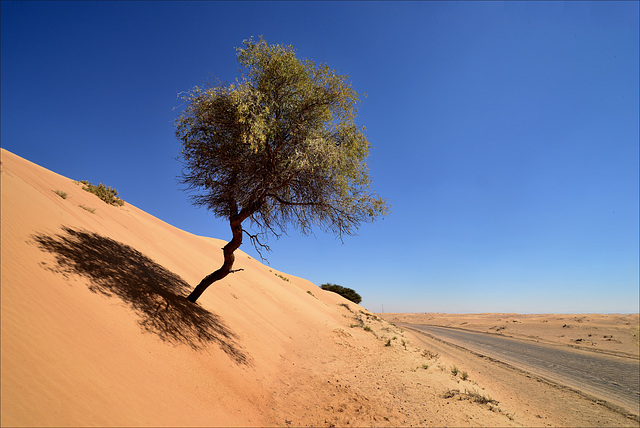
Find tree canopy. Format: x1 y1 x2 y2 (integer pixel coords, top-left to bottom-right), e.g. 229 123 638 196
176 37 388 302
320 283 362 304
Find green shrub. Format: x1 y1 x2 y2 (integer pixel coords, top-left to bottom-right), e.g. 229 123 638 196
81 181 124 206
320 283 362 304
53 190 68 199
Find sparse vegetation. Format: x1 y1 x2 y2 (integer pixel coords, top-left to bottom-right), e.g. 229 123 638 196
363 325 372 332
442 389 458 399
339 303 353 312
422 349 439 360
442 389 499 405
321 283 362 304
465 390 499 405
80 180 124 206
306 290 315 297
53 190 68 199
78 205 96 214
385 339 392 347
451 366 459 376
275 273 289 282
461 371 469 381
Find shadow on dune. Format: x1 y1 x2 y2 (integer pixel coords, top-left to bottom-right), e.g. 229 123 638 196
32 226 248 364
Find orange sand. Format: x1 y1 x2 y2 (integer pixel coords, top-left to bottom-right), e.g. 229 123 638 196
2 148 637 427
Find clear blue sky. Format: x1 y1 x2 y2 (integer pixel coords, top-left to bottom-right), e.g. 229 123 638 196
2 1 638 314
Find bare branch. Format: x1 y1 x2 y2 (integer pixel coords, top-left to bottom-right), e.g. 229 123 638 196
242 228 271 262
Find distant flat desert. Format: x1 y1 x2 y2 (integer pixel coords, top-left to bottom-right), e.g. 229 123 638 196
2 148 638 427
382 313 640 359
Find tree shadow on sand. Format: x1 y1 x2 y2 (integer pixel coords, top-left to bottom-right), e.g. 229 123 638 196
32 226 248 364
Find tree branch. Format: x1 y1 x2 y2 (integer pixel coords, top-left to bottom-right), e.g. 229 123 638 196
242 228 271 262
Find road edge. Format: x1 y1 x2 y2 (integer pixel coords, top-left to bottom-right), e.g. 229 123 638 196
399 323 640 423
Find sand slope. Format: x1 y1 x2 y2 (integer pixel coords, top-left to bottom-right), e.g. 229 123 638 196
0 148 358 426
2 148 637 427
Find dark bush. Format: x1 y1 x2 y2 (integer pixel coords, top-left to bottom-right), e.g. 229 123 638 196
320 283 362 304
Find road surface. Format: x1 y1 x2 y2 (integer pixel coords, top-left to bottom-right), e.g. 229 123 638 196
400 323 640 416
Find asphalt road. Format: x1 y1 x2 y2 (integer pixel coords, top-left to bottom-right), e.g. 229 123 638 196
400 323 640 416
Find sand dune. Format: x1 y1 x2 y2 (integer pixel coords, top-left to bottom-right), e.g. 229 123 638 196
1 148 637 427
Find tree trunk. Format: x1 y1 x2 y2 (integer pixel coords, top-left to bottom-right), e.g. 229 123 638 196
187 215 245 303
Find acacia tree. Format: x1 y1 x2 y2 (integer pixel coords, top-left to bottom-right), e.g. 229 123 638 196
176 37 388 303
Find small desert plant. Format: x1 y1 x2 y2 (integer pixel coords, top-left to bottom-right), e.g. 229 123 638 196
306 290 315 297
442 389 459 399
385 339 392 347
461 371 469 381
451 366 459 376
338 303 353 312
422 349 439 360
422 364 429 369
275 273 289 282
80 181 124 206
465 390 498 405
442 389 498 406
53 190 68 199
363 325 372 332
78 205 95 214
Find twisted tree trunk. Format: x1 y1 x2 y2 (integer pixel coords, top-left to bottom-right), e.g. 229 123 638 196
186 214 245 303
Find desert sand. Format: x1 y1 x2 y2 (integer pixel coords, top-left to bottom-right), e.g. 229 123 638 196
1 148 638 427
382 313 640 359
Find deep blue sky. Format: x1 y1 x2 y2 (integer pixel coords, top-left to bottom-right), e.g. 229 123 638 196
2 1 638 313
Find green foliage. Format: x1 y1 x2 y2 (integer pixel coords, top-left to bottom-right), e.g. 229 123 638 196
451 366 459 376
53 190 68 199
176 36 388 250
81 181 124 206
321 283 362 304
461 371 469 381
